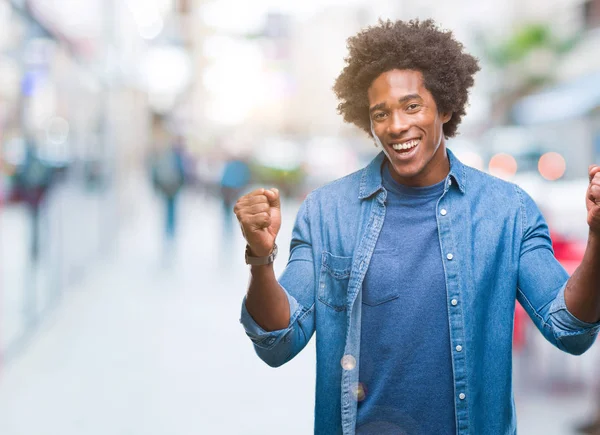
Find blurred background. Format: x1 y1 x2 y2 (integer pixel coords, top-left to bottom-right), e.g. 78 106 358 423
0 0 600 433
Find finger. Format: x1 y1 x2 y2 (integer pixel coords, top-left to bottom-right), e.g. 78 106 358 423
238 204 271 223
243 203 271 215
589 165 600 182
246 212 271 229
590 184 600 201
238 194 269 207
236 189 265 206
235 192 268 208
264 188 281 209
248 188 267 197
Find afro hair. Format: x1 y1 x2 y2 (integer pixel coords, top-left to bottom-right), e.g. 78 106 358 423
333 19 480 138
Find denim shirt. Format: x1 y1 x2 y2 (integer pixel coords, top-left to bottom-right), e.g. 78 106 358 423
240 149 600 435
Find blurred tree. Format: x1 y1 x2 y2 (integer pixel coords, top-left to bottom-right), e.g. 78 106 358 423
476 23 582 125
251 163 305 198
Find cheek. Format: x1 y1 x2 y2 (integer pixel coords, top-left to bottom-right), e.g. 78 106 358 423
371 123 386 142
426 117 444 138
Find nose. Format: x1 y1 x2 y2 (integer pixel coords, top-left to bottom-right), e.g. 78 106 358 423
388 110 410 136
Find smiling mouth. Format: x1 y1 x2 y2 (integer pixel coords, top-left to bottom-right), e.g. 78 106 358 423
390 138 421 153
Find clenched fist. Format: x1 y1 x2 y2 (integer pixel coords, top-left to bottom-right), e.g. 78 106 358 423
588 165 600 235
234 188 281 257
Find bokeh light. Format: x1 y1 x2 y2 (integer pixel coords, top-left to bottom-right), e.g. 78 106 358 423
138 18 164 40
456 150 485 171
488 153 518 179
45 116 69 145
538 152 566 181
354 383 367 402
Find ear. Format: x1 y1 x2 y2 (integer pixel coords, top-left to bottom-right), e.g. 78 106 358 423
441 112 452 124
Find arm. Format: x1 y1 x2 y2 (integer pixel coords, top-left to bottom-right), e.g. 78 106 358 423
237 193 316 367
245 263 290 332
235 187 288 331
516 185 600 356
564 166 600 323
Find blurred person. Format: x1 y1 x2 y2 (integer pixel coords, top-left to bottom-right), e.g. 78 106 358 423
234 19 600 434
150 133 187 248
13 138 54 262
219 154 251 234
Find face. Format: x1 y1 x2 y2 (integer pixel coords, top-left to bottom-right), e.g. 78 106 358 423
368 69 452 187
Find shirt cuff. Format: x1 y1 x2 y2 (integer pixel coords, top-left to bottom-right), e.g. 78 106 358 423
549 283 600 334
239 288 301 348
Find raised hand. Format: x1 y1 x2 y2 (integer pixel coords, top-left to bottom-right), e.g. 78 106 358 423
587 165 600 235
234 188 281 257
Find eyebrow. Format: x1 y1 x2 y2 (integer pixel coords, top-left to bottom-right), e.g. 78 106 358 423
369 94 423 114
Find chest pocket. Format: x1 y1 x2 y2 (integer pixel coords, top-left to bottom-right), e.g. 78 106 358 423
318 251 353 312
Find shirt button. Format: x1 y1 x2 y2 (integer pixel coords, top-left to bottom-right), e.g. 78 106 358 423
456 345 463 352
459 393 466 400
341 355 357 371
446 253 454 260
320 283 325 289
451 299 458 306
440 209 447 216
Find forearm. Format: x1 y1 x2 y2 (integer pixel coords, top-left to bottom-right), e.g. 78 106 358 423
245 263 291 332
565 231 600 323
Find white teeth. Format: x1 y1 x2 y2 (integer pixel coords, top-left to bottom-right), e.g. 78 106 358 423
392 139 420 151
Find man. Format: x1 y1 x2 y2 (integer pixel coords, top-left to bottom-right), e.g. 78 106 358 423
235 19 600 434
219 154 251 235
151 133 187 245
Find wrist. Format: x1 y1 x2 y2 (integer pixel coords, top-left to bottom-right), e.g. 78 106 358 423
250 262 275 273
588 229 600 249
247 245 275 257
245 243 278 266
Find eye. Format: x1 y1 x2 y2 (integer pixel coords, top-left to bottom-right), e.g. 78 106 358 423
373 112 387 120
407 104 420 111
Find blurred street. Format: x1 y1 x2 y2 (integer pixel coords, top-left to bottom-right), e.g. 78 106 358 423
0 179 597 434
2 0 600 433
0 178 319 435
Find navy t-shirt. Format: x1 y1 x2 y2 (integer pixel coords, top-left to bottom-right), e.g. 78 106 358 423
356 162 456 435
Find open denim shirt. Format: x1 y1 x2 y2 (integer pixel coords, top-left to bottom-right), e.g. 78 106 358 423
240 149 600 434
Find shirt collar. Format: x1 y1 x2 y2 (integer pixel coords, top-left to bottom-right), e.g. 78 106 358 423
358 148 466 200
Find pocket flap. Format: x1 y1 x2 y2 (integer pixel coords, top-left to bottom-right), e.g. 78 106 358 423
322 251 353 278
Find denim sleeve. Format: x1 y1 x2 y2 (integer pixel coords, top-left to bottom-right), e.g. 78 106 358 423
516 187 600 355
239 195 316 367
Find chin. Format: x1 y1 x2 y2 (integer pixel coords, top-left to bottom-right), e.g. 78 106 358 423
390 162 422 177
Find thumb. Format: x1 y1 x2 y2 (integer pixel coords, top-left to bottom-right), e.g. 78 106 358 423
264 188 281 210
